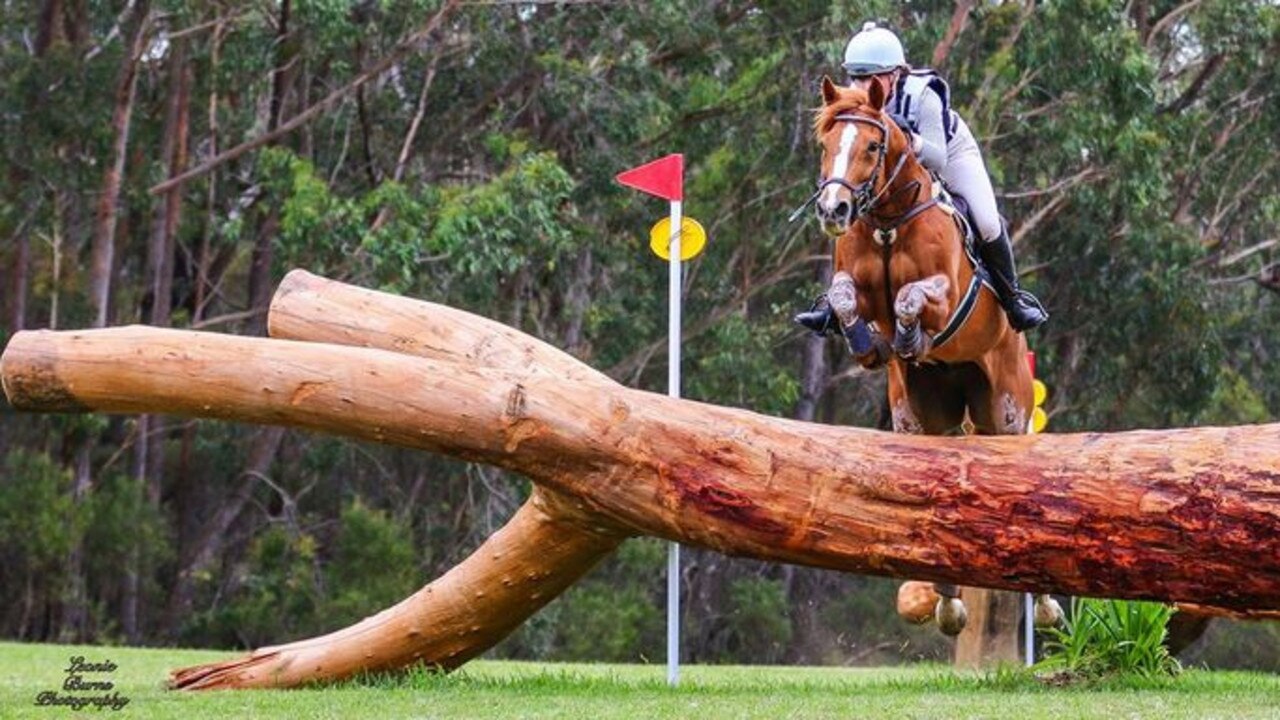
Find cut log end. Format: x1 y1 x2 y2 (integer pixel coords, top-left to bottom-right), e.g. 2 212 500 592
1 331 92 412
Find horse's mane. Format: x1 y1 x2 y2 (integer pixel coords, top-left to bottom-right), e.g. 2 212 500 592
813 86 875 137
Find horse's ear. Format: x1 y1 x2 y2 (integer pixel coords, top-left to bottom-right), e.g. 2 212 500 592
821 75 840 105
868 75 888 111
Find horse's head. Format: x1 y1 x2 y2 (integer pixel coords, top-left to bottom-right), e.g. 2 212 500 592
813 76 898 237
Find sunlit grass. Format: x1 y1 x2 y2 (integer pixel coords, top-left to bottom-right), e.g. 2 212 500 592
1 642 1277 719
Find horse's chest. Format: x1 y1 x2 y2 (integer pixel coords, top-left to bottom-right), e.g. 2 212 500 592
851 256 923 320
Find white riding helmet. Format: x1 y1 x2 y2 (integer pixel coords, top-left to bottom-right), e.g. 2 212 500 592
842 21 906 77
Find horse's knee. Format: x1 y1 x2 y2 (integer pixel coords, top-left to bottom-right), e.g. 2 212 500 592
828 272 859 327
897 581 938 624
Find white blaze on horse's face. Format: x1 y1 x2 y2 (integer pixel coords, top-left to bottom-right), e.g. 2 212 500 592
817 122 859 235
824 122 855 206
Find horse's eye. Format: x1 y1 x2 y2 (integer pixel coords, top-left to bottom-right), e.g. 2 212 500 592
867 141 881 153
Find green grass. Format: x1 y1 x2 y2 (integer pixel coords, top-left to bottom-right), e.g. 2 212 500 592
1 642 1277 719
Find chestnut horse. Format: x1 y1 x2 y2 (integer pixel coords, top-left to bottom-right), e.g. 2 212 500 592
810 76 1060 635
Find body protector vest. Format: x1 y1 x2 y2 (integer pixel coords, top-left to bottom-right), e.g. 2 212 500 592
891 68 959 144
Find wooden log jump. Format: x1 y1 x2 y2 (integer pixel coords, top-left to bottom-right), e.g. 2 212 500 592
2 270 1277 689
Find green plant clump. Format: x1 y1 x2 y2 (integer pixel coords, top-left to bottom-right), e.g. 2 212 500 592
1037 597 1181 680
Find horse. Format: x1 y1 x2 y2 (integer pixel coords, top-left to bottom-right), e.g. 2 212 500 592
809 76 1061 636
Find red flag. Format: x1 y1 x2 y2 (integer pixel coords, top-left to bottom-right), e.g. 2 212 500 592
616 154 683 201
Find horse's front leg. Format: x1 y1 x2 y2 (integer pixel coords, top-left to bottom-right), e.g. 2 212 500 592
829 271 891 368
893 275 950 360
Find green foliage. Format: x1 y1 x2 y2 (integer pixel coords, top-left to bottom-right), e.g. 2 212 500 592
501 539 663 663
430 150 579 277
82 472 172 605
192 496 419 648
321 499 419 628
0 450 82 571
687 314 800 415
1038 598 1181 679
196 524 324 647
716 577 793 664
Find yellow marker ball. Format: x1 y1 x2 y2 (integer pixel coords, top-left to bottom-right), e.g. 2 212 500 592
1032 379 1048 407
649 217 707 261
1031 406 1048 433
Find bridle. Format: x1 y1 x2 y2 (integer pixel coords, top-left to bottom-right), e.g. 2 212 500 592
788 111 917 226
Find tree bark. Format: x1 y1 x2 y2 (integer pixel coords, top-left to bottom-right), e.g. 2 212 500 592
3 272 1279 688
6 225 28 337
931 0 976 69
88 1 148 328
6 326 1279 606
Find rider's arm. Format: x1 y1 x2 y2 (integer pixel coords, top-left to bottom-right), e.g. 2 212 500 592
911 87 949 173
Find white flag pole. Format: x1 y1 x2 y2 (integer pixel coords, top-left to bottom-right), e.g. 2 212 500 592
1025 593 1035 666
666 199 682 687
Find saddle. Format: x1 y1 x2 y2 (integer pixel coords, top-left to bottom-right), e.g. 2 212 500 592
932 183 991 290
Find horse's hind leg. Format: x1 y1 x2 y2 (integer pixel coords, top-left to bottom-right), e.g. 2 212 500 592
891 365 970 635
895 580 968 637
933 582 968 636
966 340 1064 629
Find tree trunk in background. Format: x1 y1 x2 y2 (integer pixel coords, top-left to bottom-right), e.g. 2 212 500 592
6 225 28 337
127 39 191 643
35 0 66 54
793 256 831 424
88 1 148 329
788 253 832 662
954 588 1022 668
161 426 286 639
66 1 149 642
246 0 293 337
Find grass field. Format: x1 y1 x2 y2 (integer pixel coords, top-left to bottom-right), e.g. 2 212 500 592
1 642 1278 719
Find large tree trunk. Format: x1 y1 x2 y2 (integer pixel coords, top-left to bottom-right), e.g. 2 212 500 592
245 0 294 337
88 1 148 328
3 271 1278 688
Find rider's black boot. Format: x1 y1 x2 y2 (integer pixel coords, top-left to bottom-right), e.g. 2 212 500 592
794 296 837 336
978 230 1048 332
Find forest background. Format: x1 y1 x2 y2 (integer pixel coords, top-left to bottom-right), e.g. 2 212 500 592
1 0 1277 669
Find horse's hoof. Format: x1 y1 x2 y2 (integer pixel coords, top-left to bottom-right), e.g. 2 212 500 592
893 323 921 360
936 597 968 636
897 581 939 625
1035 595 1065 628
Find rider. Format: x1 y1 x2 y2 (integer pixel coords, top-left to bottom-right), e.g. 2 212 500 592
798 21 1047 334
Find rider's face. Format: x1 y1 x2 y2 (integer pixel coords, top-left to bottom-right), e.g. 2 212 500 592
849 71 897 96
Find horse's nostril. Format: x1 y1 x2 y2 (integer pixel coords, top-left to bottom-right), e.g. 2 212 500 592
834 201 851 220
